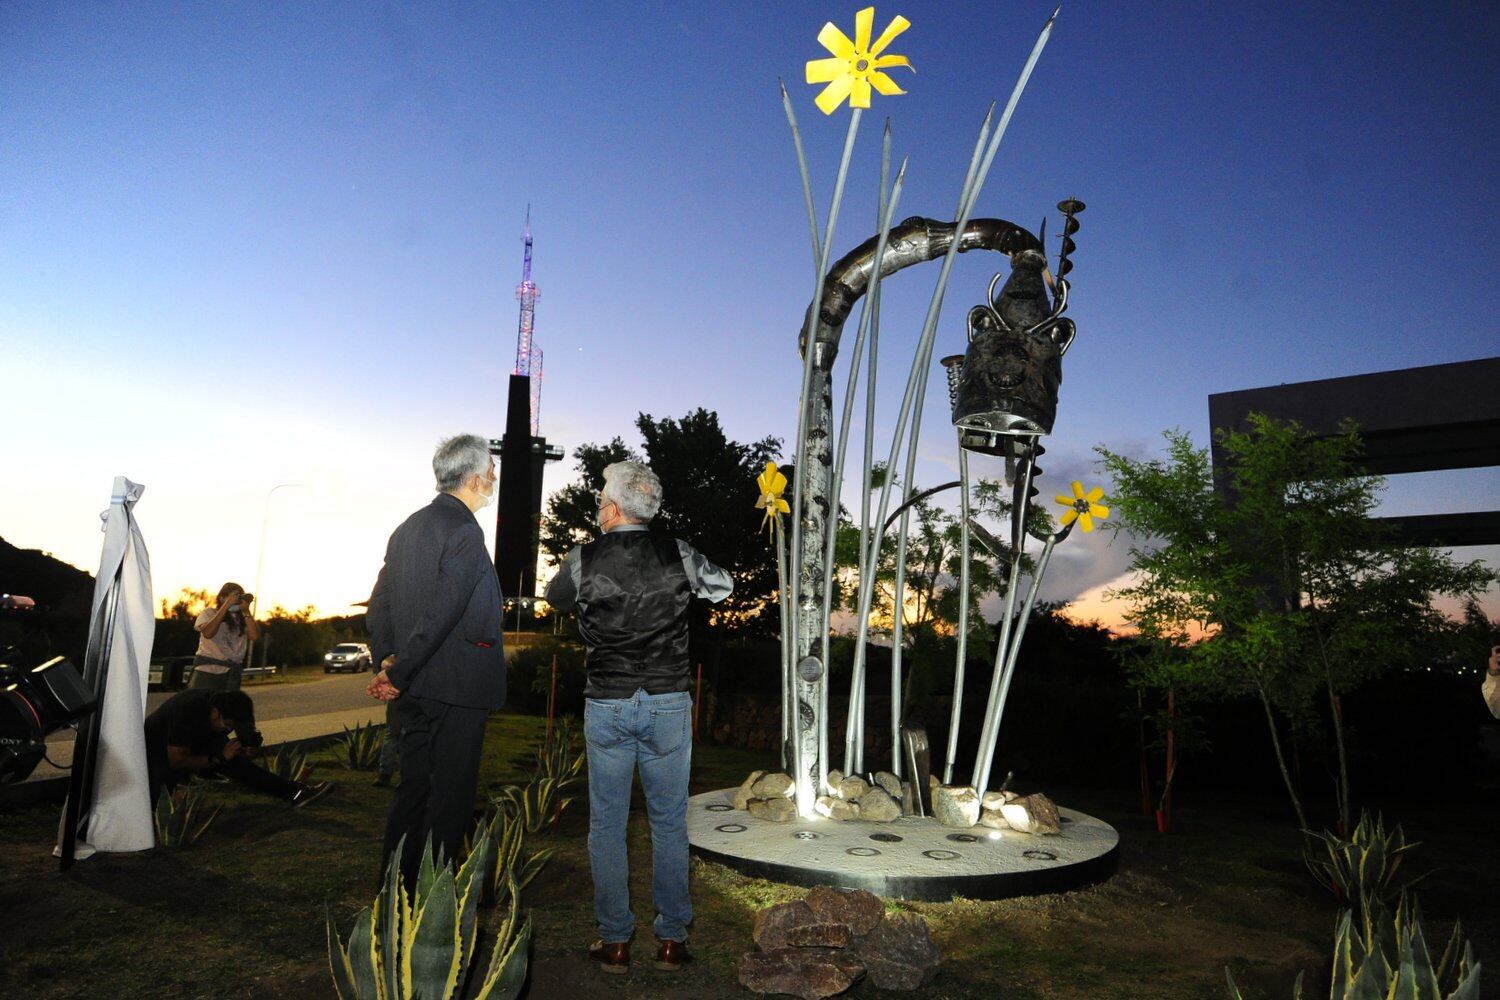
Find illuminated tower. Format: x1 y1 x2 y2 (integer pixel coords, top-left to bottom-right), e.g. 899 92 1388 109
494 210 563 605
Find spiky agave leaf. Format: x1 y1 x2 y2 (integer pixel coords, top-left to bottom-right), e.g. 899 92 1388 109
404 867 459 999
348 906 379 999
380 837 405 1000
455 825 494 988
327 905 361 1000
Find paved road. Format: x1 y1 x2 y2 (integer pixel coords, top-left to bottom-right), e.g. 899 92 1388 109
27 671 386 784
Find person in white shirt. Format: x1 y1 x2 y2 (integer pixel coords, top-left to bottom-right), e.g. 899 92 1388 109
188 582 262 691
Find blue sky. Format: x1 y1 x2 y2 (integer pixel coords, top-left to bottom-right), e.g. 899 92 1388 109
2 1 1495 620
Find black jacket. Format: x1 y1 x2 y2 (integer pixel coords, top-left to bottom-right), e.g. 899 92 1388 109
367 493 507 710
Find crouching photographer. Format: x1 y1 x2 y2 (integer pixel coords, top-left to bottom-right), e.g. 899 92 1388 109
144 689 331 809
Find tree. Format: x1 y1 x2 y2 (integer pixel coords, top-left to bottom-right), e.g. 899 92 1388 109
539 409 782 701
1099 415 1495 830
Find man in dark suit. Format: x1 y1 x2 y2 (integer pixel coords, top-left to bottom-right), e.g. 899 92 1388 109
366 433 507 884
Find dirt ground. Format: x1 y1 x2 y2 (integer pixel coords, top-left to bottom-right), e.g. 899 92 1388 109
2 712 1494 999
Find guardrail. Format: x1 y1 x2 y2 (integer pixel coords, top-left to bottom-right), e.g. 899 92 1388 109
148 657 279 690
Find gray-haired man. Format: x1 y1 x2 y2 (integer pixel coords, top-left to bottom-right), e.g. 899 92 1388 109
545 460 732 975
367 434 508 885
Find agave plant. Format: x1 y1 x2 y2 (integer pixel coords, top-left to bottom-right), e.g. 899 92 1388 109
269 745 312 784
479 805 554 909
492 718 585 834
1226 894 1480 999
337 722 385 771
154 785 220 848
1302 810 1423 916
327 830 531 1000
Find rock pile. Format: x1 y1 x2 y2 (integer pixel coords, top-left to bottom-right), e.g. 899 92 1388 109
734 769 911 824
739 887 940 998
929 776 1063 834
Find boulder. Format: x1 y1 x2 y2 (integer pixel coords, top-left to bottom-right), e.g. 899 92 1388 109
932 785 980 828
749 797 798 823
827 768 844 789
850 911 941 990
739 948 865 999
735 770 769 811
815 795 859 821
836 775 870 802
999 793 1062 835
752 900 818 951
856 787 901 823
752 772 796 799
804 885 885 936
785 922 853 949
872 771 903 799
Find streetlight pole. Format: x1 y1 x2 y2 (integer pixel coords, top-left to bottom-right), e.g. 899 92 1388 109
253 483 304 671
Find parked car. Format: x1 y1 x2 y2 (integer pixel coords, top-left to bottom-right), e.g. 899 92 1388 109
323 642 372 673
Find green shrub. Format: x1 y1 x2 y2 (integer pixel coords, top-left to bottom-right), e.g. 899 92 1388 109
154 785 220 848
269 745 311 784
326 830 530 1000
491 718 584 834
337 722 384 771
478 806 553 910
1303 810 1424 917
1227 895 1479 998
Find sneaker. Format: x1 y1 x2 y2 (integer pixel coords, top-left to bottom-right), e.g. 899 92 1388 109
292 781 333 808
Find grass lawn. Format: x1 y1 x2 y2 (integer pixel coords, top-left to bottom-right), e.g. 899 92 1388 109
2 711 1495 998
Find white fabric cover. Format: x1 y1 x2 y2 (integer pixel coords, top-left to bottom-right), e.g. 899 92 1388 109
58 477 156 855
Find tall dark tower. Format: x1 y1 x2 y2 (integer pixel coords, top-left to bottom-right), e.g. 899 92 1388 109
494 209 563 602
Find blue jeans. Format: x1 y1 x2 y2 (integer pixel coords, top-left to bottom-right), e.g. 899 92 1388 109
584 688 693 944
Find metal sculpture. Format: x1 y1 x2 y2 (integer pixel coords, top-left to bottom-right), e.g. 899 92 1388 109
774 5 1106 821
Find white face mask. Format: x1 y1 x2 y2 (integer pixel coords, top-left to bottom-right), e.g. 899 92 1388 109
478 478 496 508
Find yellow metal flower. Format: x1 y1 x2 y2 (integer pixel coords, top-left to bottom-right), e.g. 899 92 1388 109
1055 481 1109 533
805 7 914 115
755 461 791 537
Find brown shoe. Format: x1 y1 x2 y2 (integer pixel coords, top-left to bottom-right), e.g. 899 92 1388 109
589 939 630 975
655 938 692 972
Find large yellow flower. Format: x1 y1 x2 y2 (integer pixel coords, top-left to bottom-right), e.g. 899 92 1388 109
1055 481 1109 533
805 7 914 115
755 461 791 537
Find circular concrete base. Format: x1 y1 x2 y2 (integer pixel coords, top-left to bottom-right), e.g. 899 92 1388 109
687 787 1119 902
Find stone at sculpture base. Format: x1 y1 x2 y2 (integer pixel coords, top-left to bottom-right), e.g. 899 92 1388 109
752 772 795 799
1000 793 1062 835
857 787 902 822
749 797 797 822
873 771 903 799
835 775 870 801
735 769 769 811
815 795 859 821
932 784 981 828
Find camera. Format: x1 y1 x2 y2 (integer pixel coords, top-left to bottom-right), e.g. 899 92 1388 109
0 649 98 784
239 728 265 750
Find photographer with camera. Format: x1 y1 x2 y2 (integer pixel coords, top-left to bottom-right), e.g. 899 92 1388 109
188 582 262 691
144 688 331 810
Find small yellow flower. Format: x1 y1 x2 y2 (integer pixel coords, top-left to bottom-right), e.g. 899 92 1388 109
805 7 914 115
755 461 791 537
1055 481 1109 533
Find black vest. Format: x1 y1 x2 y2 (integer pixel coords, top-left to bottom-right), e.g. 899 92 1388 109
579 530 692 698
